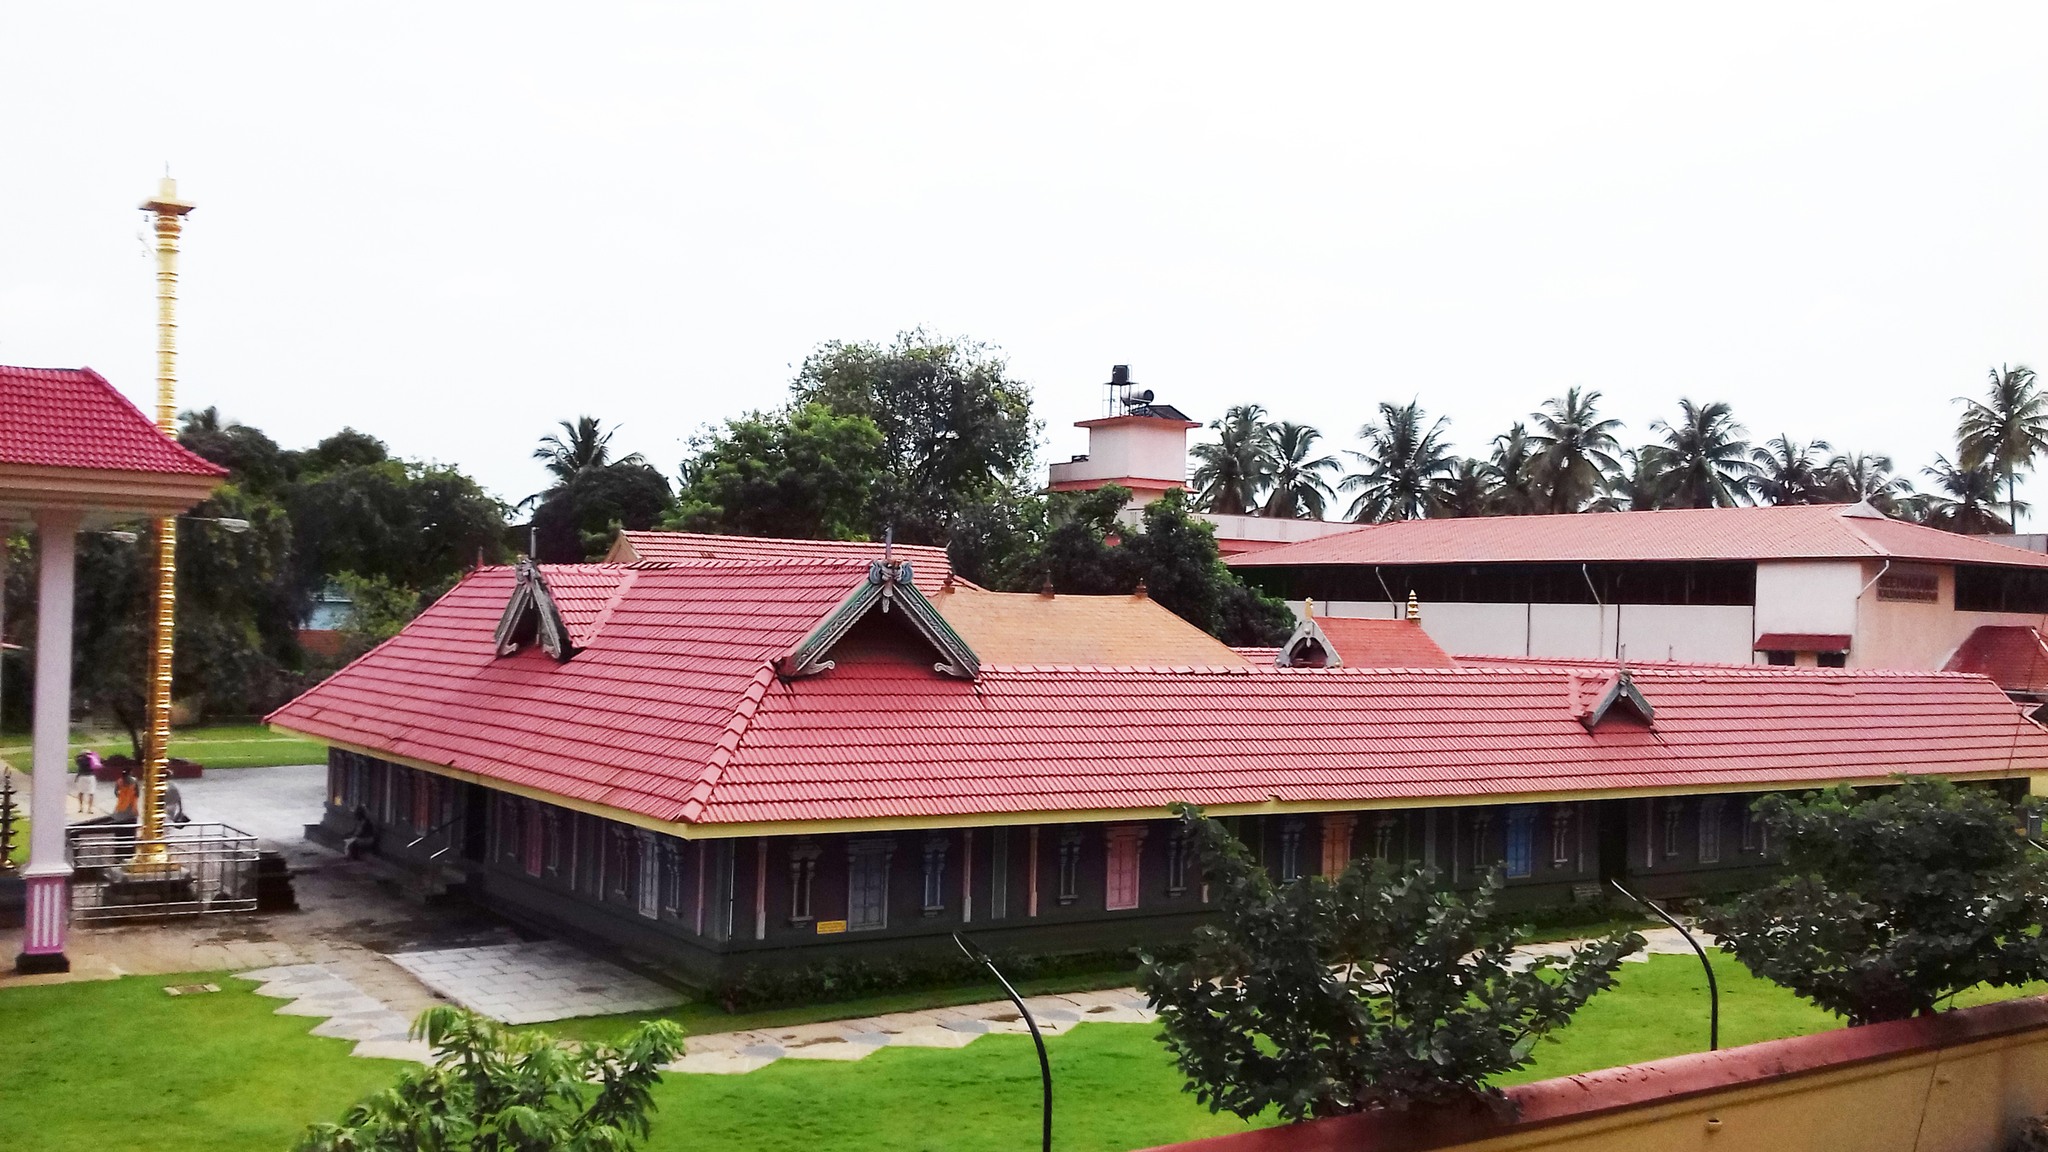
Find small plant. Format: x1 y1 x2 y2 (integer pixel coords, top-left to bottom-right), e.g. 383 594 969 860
1705 778 2048 1025
1142 806 1641 1122
294 1006 683 1152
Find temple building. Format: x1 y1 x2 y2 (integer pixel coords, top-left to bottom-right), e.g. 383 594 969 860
268 535 2048 986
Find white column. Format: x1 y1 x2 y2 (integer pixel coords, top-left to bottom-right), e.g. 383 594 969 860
18 509 80 972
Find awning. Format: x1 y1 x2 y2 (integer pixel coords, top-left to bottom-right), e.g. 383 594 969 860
1754 633 1851 653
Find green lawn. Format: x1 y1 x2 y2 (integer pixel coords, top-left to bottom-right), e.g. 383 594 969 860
0 723 323 772
6 957 2041 1152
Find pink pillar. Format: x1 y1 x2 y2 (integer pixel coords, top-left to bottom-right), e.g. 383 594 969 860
18 510 80 974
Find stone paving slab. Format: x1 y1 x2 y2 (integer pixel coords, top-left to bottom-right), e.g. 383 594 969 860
387 940 684 1025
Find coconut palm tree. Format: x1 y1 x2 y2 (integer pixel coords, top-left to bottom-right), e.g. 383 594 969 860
1190 404 1275 515
1955 363 2045 532
1649 400 1756 508
1340 401 1457 522
1259 421 1341 519
1749 435 1834 505
1825 450 1911 512
1921 454 2014 535
535 415 643 482
1487 422 1543 515
1587 447 1674 512
1526 388 1624 513
1432 458 1499 518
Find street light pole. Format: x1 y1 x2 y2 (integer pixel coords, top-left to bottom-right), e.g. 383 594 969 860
954 933 1052 1152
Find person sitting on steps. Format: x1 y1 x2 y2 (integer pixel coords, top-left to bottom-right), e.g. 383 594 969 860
342 804 378 859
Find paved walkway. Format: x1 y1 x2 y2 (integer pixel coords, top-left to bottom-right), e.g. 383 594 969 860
391 940 685 1024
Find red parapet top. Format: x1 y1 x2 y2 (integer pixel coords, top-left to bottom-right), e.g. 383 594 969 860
0 366 226 477
610 530 957 593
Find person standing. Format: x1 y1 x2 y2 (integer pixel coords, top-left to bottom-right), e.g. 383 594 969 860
70 751 99 815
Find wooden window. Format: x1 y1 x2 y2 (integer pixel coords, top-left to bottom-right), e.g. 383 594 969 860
574 815 603 897
847 839 892 931
1056 829 1083 904
1320 815 1357 876
1763 650 1795 666
1817 652 1847 668
1698 799 1724 863
606 827 635 902
920 835 948 914
1470 812 1493 869
1740 804 1764 854
1165 830 1190 896
327 757 345 807
1504 807 1536 879
659 840 683 915
1371 814 1397 862
1105 825 1145 911
522 804 544 876
391 770 413 832
543 810 564 877
788 841 820 923
1662 800 1684 859
413 774 434 833
636 834 661 919
1278 820 1305 882
1550 807 1575 868
498 796 522 864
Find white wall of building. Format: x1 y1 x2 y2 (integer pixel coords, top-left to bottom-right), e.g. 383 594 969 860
1303 600 1754 662
1047 418 1190 488
1755 560 1864 638
1616 604 1756 663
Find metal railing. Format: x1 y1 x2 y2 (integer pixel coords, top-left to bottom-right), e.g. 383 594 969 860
67 821 260 921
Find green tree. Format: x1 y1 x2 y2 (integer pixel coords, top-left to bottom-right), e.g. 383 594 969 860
296 1006 683 1152
1649 400 1756 508
1259 422 1340 519
1921 454 2013 535
1488 423 1541 514
1190 405 1275 515
534 415 644 486
791 330 1037 545
329 572 426 665
530 463 674 562
673 403 885 540
1955 363 2045 532
1824 450 1912 512
1750 435 1836 505
1143 808 1641 1121
1341 401 1457 522
1590 446 1673 511
1431 458 1499 518
289 454 507 603
1526 387 1624 513
1706 778 2048 1026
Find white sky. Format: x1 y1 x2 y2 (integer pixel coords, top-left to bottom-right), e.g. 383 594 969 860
3 4 2042 521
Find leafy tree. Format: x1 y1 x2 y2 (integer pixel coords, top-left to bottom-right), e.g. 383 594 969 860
1190 405 1275 515
1921 454 2013 535
1589 446 1673 511
1955 363 2045 532
1527 387 1624 513
1649 399 1756 508
791 330 1037 545
1143 808 1641 1121
329 572 426 665
298 427 393 476
1432 458 1499 518
534 415 645 485
1824 450 1912 512
1706 778 2048 1025
289 456 507 603
530 462 674 562
1750 435 1836 505
179 407 290 494
673 403 886 540
296 1006 684 1152
1260 422 1340 519
1341 401 1456 522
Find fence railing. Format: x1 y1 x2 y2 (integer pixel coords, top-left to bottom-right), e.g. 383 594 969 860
66 821 260 921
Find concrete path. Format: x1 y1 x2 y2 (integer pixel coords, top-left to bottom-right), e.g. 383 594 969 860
390 940 685 1024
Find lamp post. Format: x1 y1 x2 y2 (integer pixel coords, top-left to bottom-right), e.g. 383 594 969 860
954 933 1052 1152
135 176 194 866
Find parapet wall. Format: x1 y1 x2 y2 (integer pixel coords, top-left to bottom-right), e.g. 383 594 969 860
1143 995 2048 1152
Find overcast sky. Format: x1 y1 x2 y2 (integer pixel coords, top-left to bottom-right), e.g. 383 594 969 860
4 4 2042 522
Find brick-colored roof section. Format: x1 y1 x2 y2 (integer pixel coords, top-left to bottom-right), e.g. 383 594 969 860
610 531 956 592
1944 625 2048 695
931 586 1247 666
1753 633 1851 653
0 365 226 477
1315 617 1457 667
1227 504 2048 570
271 557 2048 827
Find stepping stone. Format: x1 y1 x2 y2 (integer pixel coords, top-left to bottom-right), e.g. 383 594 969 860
778 1041 882 1062
736 1043 787 1060
664 1051 779 1075
886 1024 981 1049
312 1012 414 1042
352 1039 436 1064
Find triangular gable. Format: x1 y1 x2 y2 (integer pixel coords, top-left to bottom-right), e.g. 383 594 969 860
1277 615 1342 668
493 559 579 662
776 559 980 681
1577 669 1654 730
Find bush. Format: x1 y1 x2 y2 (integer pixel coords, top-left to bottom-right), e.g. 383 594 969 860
1705 778 2048 1025
715 943 1187 1013
1143 806 1641 1122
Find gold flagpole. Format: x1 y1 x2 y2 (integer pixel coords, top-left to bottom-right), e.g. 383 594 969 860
137 176 194 863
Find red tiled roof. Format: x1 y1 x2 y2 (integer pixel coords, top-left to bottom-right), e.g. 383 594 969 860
610 531 956 593
1944 625 2048 696
269 560 2048 829
1227 504 2048 570
1754 633 1851 653
0 365 226 477
1231 646 1281 663
1314 617 1458 668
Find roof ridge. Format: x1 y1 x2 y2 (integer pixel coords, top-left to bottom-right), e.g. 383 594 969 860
675 664 778 823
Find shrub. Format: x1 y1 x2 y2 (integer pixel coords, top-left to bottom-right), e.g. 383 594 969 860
295 1006 683 1152
714 944 1188 1012
1705 778 2048 1025
1142 806 1641 1121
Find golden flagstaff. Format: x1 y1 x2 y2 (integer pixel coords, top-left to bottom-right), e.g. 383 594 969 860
137 175 193 862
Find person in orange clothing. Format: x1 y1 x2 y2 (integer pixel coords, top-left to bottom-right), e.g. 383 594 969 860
113 769 139 822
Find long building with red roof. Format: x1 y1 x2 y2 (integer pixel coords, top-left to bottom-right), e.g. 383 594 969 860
270 543 2048 983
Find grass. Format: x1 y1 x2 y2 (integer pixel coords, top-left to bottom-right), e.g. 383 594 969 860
4 957 2043 1152
0 723 323 772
